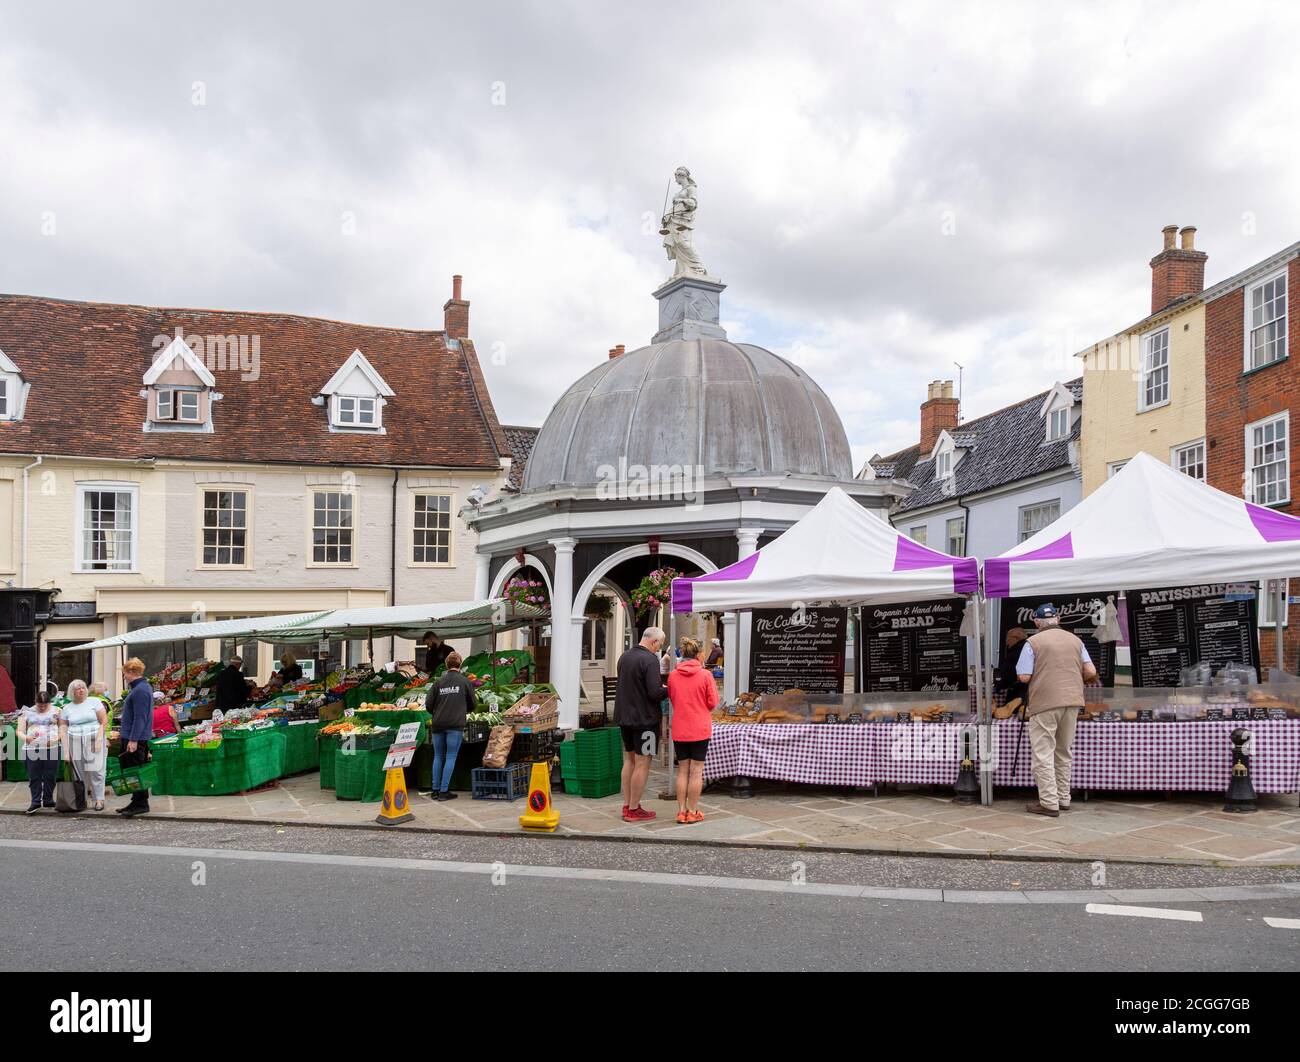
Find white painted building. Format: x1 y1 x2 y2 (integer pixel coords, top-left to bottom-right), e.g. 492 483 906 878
0 279 511 698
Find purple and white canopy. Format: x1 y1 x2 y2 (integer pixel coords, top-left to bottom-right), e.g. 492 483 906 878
670 486 979 613
985 451 1300 599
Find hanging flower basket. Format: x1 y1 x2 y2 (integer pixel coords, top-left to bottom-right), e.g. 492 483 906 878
630 568 682 616
505 575 549 612
584 594 612 619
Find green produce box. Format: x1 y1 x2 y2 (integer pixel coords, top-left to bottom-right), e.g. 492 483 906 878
318 733 340 789
333 745 388 802
280 721 322 775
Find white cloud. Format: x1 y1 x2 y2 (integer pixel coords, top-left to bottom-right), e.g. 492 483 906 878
2 0 1299 463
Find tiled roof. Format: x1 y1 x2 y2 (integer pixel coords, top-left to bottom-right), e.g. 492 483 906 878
0 293 506 469
871 378 1081 513
502 424 539 491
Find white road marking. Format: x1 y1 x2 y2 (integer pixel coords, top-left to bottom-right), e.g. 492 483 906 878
0 838 1294 906
1263 916 1300 929
1085 903 1203 922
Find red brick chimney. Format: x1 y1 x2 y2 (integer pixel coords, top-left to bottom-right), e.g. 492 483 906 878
443 274 469 339
608 344 626 360
920 380 959 452
1149 225 1207 314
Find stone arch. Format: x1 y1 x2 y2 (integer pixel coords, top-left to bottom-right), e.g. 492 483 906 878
571 542 719 614
488 553 555 601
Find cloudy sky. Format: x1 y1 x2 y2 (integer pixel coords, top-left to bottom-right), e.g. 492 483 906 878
3 0 1298 466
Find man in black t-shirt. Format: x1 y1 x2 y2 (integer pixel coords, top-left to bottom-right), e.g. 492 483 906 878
614 626 668 823
421 631 452 675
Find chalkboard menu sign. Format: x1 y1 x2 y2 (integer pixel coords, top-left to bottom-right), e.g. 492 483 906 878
1126 584 1260 688
748 607 847 695
856 598 968 692
998 592 1117 687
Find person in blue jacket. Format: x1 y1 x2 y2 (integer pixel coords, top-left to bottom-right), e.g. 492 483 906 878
116 657 154 817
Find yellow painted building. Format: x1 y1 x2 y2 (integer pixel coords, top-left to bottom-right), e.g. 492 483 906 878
1077 298 1207 497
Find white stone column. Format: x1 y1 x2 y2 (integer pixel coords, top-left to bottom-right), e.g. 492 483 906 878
722 612 739 703
470 551 494 654
474 551 492 601
548 537 579 729
733 527 765 695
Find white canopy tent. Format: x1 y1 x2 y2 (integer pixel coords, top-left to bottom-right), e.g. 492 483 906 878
64 600 548 652
670 486 979 613
63 611 336 652
984 451 1300 599
669 486 987 800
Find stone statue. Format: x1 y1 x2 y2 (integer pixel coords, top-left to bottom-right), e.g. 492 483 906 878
660 166 710 279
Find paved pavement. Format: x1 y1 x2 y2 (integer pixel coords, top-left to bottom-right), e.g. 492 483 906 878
6 766 1297 865
1 818 1296 971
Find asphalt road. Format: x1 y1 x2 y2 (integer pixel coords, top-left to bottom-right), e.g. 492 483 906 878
1 816 1297 971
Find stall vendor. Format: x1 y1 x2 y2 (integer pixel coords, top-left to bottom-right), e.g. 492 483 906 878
276 652 303 685
215 655 249 712
421 631 453 675
997 628 1029 707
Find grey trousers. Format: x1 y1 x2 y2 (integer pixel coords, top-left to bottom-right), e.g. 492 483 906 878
68 745 107 802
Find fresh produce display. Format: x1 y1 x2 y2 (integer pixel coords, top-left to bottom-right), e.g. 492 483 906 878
319 721 390 738
466 711 505 726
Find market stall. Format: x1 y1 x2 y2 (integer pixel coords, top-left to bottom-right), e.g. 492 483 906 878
983 452 1300 797
672 486 984 796
59 599 551 801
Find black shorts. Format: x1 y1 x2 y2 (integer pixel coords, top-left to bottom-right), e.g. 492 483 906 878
620 726 658 756
673 739 709 763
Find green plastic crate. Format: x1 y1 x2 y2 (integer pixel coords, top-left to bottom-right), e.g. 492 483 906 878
563 772 621 799
570 727 624 777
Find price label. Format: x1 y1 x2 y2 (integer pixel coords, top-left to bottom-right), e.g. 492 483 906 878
184 688 196 701
1251 707 1270 721
381 683 396 691
847 713 864 724
1100 711 1120 723
199 688 210 697
896 712 912 724
824 713 840 725
344 708 355 718
1205 708 1225 721
318 639 330 654
939 712 954 724
1268 708 1288 720
1136 709 1154 722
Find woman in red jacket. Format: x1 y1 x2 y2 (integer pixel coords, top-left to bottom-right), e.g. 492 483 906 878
666 637 718 824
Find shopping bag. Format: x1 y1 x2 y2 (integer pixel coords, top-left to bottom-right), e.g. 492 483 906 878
54 759 85 813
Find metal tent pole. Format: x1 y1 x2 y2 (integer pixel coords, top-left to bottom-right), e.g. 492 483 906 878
1276 578 1286 675
666 608 677 800
977 596 994 806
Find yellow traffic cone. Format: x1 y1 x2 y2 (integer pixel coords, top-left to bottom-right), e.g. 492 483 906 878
518 761 560 832
376 767 414 825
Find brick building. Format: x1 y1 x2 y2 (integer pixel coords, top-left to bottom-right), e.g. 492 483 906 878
1203 241 1300 668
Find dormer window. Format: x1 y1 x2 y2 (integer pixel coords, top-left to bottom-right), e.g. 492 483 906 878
936 448 953 480
1040 381 1077 443
143 336 217 433
1048 407 1069 441
334 395 378 428
317 349 394 434
0 348 30 421
156 387 203 423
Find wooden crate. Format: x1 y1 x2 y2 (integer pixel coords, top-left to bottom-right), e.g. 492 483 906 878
505 692 559 733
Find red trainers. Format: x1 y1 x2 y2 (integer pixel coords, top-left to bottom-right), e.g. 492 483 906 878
686 810 704 824
622 806 638 823
630 806 657 821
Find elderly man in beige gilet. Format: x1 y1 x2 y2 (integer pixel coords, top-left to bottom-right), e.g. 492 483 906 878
1016 603 1098 817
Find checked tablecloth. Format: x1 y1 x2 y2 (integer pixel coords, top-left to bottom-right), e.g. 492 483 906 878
704 719 1300 793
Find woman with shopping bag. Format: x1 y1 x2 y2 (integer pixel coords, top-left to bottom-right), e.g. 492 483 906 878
59 680 109 812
